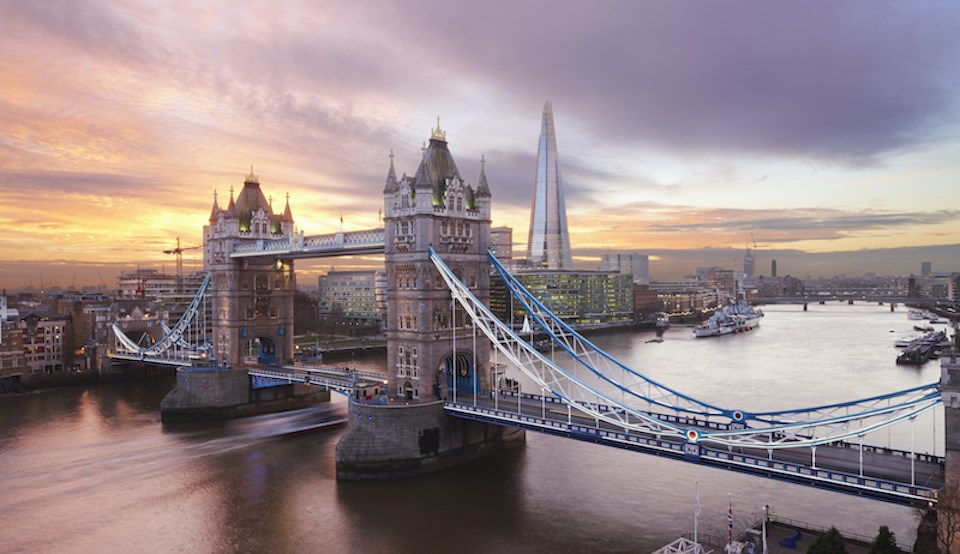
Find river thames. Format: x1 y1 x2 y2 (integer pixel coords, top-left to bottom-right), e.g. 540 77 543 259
0 303 945 552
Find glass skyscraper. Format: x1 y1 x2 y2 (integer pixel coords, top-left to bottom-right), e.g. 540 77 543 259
527 101 573 270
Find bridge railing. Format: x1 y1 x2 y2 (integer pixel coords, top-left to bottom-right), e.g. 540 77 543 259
446 400 939 505
232 229 386 258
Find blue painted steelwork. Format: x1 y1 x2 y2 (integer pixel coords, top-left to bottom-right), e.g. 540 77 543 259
444 398 939 506
432 239 949 511
248 365 388 397
490 250 941 428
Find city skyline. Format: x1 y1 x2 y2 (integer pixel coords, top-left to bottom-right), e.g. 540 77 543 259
1 1 959 288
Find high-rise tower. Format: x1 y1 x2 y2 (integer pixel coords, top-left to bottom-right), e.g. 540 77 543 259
527 101 573 270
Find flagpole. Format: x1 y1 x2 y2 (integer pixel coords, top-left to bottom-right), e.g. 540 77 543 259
694 480 700 549
762 504 769 554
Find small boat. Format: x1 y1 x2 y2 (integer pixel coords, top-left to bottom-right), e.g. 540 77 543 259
895 335 922 347
230 404 346 439
914 325 934 332
907 310 926 321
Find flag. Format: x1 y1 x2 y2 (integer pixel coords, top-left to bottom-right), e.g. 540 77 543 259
340 213 343 224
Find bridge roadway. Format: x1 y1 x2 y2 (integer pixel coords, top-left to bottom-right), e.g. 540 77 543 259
109 352 206 366
445 390 943 506
199 365 944 505
247 364 388 395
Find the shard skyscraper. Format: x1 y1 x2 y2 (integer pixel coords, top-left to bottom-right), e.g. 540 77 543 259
527 101 573 270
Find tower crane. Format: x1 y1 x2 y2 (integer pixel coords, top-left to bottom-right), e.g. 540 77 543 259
163 237 201 292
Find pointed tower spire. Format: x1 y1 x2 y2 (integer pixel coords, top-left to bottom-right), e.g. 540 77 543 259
431 116 446 142
245 165 258 184
528 101 573 270
209 189 220 222
226 185 237 217
383 149 399 193
282 192 294 223
476 154 491 197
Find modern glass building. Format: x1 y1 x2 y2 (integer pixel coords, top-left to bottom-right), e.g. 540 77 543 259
492 270 634 326
600 252 650 285
527 102 573 270
316 270 386 325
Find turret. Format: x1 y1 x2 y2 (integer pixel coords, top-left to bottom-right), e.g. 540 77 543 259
280 193 295 235
383 149 399 195
475 154 492 218
209 190 221 223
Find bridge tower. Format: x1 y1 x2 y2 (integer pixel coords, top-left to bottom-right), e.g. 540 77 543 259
336 122 523 479
203 168 297 367
382 122 493 401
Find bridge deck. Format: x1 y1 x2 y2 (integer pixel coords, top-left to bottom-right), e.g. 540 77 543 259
247 364 388 395
445 391 943 506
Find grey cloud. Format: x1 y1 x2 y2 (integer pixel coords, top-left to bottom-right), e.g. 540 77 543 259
644 209 960 236
0 170 180 199
0 0 156 65
574 243 960 279
387 1 960 165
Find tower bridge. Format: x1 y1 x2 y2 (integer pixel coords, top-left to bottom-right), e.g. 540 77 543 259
111 122 959 516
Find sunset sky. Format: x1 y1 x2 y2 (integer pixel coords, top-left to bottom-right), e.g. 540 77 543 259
1 1 959 289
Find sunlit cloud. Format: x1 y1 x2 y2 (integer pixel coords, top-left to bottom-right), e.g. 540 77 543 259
1 0 959 287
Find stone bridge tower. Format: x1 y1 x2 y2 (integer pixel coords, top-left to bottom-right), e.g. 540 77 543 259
336 123 523 479
203 168 296 367
381 122 492 401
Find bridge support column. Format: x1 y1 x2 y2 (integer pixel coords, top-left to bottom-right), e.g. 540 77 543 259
335 400 524 479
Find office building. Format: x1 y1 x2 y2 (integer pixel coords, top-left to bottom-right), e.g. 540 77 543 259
601 252 650 285
317 270 386 325
527 102 573 270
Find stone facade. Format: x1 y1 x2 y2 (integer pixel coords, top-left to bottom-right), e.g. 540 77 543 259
336 124 525 480
381 124 492 402
204 169 296 367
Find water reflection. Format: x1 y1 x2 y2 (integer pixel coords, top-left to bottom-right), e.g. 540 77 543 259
0 304 937 551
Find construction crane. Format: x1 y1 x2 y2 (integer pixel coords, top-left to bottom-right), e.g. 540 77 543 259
163 237 201 292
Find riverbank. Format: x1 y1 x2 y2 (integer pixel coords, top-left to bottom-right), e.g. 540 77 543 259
0 363 176 397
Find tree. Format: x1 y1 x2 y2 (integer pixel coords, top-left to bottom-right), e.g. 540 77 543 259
807 527 847 554
937 485 960 554
868 525 901 554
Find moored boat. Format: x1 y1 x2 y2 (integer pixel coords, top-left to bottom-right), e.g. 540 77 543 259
894 334 922 347
694 300 763 338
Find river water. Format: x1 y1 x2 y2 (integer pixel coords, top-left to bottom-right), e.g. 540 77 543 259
0 303 945 552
